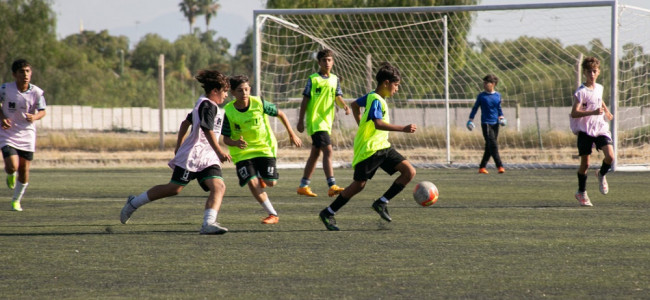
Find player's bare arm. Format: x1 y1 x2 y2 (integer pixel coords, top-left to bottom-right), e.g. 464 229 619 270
203 128 231 162
175 120 191 154
602 102 613 120
277 110 302 147
223 135 247 149
335 96 350 115
296 95 310 133
570 96 603 118
25 110 46 123
373 118 416 133
351 101 361 125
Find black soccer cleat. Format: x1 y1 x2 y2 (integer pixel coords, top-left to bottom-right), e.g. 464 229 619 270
372 199 392 222
319 209 340 231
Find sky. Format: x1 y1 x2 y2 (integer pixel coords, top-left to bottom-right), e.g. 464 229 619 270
52 0 650 55
52 0 266 54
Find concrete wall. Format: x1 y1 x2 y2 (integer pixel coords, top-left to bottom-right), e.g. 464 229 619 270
38 105 649 133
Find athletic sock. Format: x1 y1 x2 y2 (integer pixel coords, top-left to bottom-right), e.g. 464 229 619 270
577 173 587 193
327 177 336 187
12 181 28 202
382 183 406 201
600 161 611 176
329 194 350 212
203 208 217 225
131 192 151 208
299 177 310 188
260 199 278 216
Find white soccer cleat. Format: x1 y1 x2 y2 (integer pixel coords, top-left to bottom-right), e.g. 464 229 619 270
200 222 228 235
575 191 592 207
120 195 136 224
596 170 609 195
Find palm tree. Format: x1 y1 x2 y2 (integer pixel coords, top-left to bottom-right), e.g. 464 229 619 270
200 0 221 30
179 0 202 34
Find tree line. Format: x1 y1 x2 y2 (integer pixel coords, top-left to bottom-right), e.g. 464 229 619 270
1 0 647 109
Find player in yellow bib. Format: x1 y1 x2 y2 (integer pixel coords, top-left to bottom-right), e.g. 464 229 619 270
296 49 350 198
318 63 417 231
222 75 302 224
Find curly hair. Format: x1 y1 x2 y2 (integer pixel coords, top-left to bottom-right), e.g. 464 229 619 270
195 70 229 95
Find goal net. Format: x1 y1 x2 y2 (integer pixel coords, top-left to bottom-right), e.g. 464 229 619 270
254 3 650 170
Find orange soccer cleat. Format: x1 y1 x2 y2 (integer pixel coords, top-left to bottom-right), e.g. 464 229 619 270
297 186 317 197
261 214 279 224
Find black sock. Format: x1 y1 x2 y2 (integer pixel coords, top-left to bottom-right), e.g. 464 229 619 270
329 194 350 213
600 162 611 176
382 183 406 201
577 173 587 192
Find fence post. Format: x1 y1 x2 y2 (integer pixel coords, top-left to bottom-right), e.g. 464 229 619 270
158 54 165 150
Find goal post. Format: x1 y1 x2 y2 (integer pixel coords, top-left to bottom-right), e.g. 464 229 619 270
253 1 650 170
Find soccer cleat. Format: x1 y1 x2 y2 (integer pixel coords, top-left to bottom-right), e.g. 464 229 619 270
11 200 22 212
575 191 593 207
327 185 344 197
6 173 15 189
478 168 489 174
372 199 392 222
498 167 505 174
200 222 228 235
261 214 279 224
120 195 136 224
297 186 317 197
319 209 339 231
596 170 608 195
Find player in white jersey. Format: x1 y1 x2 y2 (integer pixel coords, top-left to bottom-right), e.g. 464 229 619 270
120 70 232 234
570 57 614 207
0 59 47 211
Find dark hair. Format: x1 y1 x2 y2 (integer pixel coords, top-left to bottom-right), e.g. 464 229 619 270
483 74 498 85
317 49 334 61
195 70 229 95
375 62 401 84
11 59 31 73
229 75 250 91
582 56 600 71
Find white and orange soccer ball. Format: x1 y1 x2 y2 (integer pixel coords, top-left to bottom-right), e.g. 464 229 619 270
413 181 439 207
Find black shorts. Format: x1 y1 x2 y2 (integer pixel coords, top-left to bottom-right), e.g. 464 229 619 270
235 157 279 187
1 145 34 161
353 147 406 181
577 131 612 156
170 165 223 192
311 131 332 148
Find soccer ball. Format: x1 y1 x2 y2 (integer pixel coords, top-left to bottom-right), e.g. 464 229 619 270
413 181 439 206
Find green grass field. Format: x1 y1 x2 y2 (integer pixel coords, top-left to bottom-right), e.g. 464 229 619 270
1 167 649 299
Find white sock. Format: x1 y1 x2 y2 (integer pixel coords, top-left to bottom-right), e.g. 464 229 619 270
131 192 151 208
260 199 278 216
203 208 217 225
13 181 28 202
379 196 389 203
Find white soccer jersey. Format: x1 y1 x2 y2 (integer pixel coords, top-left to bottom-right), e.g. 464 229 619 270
168 96 224 172
0 82 46 152
569 83 611 138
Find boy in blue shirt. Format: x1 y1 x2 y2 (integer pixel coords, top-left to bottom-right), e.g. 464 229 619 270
467 74 506 174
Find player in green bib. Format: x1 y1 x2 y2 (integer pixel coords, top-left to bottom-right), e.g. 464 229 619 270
318 63 417 231
296 49 350 198
222 75 302 225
